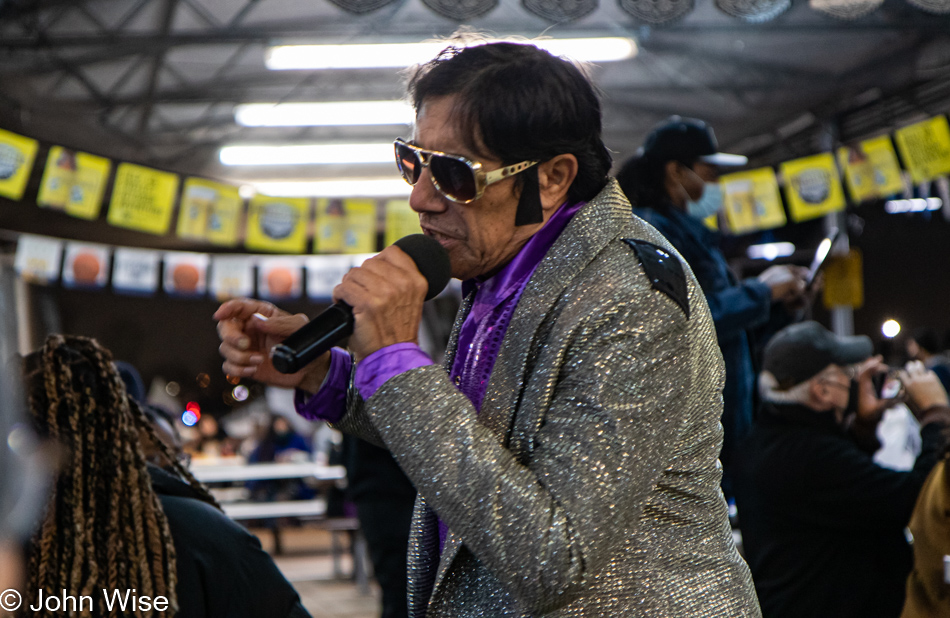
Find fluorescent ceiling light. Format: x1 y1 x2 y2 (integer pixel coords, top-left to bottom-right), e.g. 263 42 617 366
235 101 414 127
252 178 411 198
220 143 394 166
266 37 637 70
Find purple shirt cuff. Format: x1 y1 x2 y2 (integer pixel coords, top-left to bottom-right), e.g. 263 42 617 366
355 342 434 401
294 347 352 423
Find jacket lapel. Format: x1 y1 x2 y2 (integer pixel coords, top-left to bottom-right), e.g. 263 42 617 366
478 180 627 460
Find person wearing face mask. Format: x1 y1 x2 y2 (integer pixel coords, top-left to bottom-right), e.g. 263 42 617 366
734 321 950 618
617 117 809 502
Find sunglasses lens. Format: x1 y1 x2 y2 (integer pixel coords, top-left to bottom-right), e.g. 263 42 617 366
395 143 422 185
430 154 477 202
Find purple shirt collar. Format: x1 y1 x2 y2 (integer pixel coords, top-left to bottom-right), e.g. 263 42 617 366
461 200 585 307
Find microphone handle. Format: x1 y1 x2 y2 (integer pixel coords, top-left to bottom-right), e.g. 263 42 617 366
271 302 353 374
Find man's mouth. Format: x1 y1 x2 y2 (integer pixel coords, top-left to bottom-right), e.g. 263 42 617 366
421 227 458 243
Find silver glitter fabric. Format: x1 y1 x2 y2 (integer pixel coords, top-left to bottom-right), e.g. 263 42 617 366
335 180 761 617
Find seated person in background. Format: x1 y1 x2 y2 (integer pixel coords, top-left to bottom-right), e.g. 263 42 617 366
906 326 950 394
189 414 238 459
23 334 310 618
735 321 950 618
902 427 950 618
248 415 315 502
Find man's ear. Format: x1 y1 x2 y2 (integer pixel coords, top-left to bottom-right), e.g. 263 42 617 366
809 379 832 409
664 160 681 180
537 154 578 211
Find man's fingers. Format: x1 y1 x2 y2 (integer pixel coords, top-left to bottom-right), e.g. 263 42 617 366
332 279 377 310
217 318 252 350
373 245 418 271
247 312 310 338
222 359 259 378
213 298 284 323
219 341 265 367
362 248 428 295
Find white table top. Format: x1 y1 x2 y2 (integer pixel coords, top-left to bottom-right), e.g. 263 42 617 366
221 499 328 520
190 462 346 483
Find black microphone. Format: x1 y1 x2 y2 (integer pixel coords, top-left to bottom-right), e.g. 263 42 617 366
271 234 451 374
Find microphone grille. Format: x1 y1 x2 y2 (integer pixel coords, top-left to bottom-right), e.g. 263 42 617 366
393 234 452 301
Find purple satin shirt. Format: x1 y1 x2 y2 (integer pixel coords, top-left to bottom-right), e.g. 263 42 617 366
295 200 583 550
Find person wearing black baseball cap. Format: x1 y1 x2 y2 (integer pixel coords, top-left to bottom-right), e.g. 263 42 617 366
734 321 950 618
616 117 810 502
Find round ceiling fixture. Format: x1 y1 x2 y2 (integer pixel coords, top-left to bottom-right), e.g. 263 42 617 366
619 0 694 24
522 0 600 22
809 0 883 20
422 0 499 20
326 0 400 13
716 0 791 22
905 0 950 13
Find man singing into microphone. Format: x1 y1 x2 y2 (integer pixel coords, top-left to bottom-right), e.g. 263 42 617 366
216 39 760 617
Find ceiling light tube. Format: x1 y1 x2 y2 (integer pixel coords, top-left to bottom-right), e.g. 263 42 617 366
252 178 411 197
266 37 637 71
235 101 414 127
219 143 395 166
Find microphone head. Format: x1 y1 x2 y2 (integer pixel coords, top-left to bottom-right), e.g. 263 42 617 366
394 234 452 301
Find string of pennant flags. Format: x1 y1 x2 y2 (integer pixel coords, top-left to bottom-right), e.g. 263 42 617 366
2 112 950 274
11 233 432 302
713 114 950 234
0 128 425 255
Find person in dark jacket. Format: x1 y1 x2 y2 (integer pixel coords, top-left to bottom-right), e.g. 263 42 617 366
149 465 311 618
617 116 809 499
22 334 310 618
735 321 950 618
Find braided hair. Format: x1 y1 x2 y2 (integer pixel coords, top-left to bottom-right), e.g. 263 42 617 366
21 334 218 617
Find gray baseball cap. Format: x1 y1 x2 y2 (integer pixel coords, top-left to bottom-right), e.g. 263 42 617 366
763 321 873 388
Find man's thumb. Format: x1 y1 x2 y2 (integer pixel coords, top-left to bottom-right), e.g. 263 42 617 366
250 312 308 337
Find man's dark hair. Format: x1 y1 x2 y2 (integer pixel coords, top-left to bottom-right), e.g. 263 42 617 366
408 40 612 204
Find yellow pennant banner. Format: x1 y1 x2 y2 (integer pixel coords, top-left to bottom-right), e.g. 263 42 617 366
245 195 309 253
314 198 346 254
780 153 846 222
894 116 950 184
342 199 378 254
37 146 112 219
837 136 904 203
177 178 243 246
823 249 863 310
0 128 39 200
107 163 180 235
384 199 422 247
720 167 787 235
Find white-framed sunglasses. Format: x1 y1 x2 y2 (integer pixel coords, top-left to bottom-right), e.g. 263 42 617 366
394 138 537 203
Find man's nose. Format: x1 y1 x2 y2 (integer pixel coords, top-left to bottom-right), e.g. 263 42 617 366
409 168 447 214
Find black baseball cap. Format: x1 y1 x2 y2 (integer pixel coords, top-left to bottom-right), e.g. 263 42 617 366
641 116 748 167
763 321 873 388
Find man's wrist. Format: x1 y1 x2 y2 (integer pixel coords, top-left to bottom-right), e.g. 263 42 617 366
296 353 332 395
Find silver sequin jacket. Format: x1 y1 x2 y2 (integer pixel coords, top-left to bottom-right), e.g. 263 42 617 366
335 179 763 617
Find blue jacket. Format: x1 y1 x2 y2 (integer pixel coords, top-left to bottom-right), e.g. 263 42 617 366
633 205 772 471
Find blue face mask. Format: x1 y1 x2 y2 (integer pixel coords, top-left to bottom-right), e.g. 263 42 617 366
686 182 723 220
